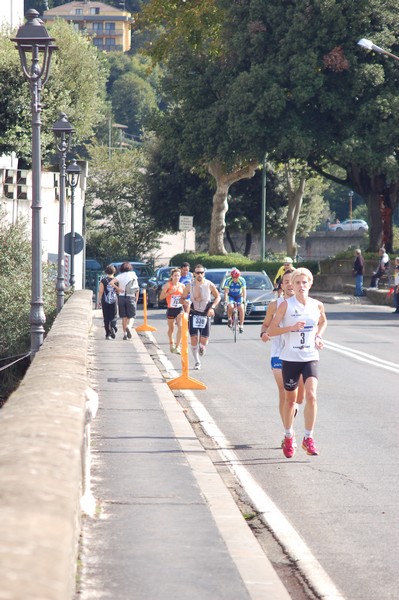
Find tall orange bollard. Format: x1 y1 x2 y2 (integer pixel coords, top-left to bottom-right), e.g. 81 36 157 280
135 289 157 332
167 312 207 390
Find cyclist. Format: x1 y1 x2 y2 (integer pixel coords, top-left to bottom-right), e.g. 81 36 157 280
223 268 246 333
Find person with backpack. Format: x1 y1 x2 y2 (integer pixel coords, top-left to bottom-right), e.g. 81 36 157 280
111 262 139 340
97 265 119 340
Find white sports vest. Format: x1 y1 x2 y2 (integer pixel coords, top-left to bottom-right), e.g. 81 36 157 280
280 296 320 362
270 296 285 358
190 279 212 312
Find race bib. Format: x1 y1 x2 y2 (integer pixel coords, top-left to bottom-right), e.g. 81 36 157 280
193 315 207 329
171 295 182 308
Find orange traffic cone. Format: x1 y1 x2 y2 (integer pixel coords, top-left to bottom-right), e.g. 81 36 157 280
135 290 157 332
167 312 207 390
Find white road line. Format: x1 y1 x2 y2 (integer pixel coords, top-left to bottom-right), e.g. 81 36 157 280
324 340 399 373
187 393 345 600
147 337 345 600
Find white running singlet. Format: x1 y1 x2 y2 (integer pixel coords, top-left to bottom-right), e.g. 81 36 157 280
270 296 285 359
280 296 320 362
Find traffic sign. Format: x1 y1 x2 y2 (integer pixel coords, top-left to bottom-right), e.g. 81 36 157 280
179 215 193 230
64 232 84 255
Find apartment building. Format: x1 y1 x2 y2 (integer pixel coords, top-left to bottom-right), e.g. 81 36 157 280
44 0 133 52
0 0 24 29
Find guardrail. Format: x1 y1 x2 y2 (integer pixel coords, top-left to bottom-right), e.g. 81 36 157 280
0 290 93 600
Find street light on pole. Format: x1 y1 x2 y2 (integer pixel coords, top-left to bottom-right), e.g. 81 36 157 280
66 159 81 289
261 152 267 261
357 38 399 62
53 112 74 313
11 9 56 357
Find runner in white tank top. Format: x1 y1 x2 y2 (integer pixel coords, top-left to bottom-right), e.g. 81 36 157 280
180 265 220 370
267 268 327 459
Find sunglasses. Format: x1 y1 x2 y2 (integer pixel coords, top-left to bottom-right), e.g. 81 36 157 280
195 271 205 275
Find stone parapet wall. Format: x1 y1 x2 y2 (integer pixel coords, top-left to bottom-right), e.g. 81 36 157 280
0 290 92 600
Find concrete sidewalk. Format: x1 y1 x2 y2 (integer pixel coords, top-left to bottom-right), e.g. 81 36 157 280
76 312 291 600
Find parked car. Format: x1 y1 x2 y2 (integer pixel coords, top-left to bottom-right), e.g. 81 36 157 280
111 261 154 302
213 270 275 323
85 259 102 271
203 268 230 292
146 266 179 308
329 219 369 232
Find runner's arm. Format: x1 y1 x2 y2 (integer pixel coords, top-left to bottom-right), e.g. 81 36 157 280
315 302 327 349
267 301 306 337
207 282 220 316
159 282 170 301
260 300 276 341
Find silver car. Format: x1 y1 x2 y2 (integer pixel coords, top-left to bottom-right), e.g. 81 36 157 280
213 270 276 323
329 219 369 232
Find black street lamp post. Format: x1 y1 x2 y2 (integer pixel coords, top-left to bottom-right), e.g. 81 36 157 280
53 113 74 313
11 9 57 356
66 159 81 289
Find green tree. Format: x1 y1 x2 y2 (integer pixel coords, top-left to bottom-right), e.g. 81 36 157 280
111 71 157 136
0 211 57 403
85 145 161 261
0 19 108 163
221 0 399 251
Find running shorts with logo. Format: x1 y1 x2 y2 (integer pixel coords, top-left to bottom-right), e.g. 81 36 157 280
189 307 211 338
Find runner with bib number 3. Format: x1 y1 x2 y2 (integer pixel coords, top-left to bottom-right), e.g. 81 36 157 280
181 265 221 370
267 268 327 459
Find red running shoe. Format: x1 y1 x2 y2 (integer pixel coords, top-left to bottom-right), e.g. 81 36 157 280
302 437 319 456
282 436 296 458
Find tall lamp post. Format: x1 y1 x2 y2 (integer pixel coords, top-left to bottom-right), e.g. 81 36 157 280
53 113 74 313
66 159 81 289
11 10 57 356
349 190 354 229
261 152 267 261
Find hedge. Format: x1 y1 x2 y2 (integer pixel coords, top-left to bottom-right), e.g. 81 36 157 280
170 252 320 283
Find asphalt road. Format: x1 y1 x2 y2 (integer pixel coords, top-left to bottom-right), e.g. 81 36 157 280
143 301 399 600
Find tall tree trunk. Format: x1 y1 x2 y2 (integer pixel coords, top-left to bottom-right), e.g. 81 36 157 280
225 229 236 253
208 159 259 255
244 232 252 257
285 164 306 258
348 168 398 252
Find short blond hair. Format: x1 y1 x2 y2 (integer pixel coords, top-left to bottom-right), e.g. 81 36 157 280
291 267 313 286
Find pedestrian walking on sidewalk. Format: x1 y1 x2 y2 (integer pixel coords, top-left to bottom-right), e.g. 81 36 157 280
181 265 220 370
352 248 365 297
159 268 185 353
97 265 118 339
260 270 305 438
111 262 139 340
267 268 327 459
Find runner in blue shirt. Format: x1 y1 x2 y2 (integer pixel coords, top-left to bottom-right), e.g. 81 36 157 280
223 268 247 333
179 262 192 312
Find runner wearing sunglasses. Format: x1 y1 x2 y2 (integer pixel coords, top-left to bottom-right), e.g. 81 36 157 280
181 265 220 370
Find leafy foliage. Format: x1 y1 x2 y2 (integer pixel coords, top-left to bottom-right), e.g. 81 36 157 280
0 211 57 404
85 145 161 261
0 20 108 164
170 251 319 282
